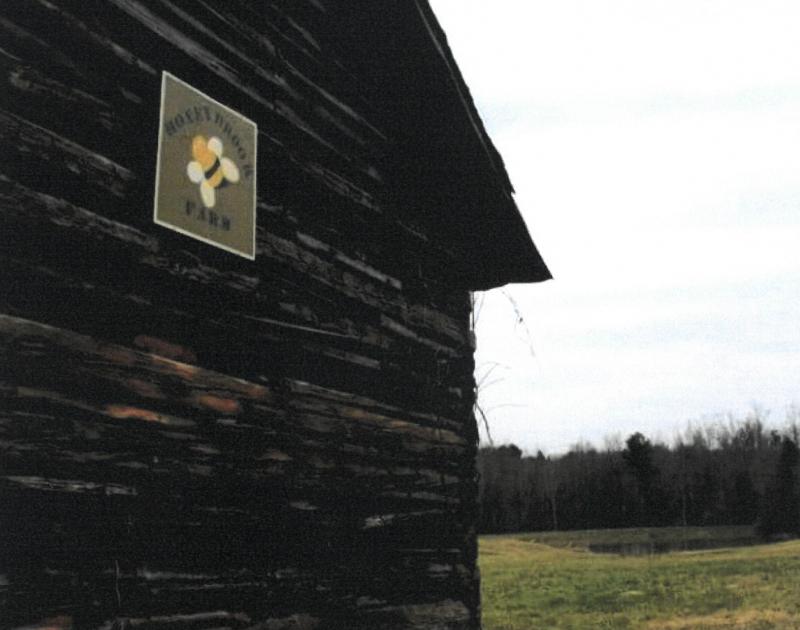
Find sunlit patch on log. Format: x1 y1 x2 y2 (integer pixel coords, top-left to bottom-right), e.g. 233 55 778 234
133 335 198 363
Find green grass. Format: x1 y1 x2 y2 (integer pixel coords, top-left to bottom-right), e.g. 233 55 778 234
480 528 800 629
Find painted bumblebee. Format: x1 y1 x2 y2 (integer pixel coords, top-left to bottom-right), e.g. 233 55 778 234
186 135 240 208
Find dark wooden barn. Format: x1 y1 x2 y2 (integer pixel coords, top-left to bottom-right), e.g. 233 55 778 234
0 2 549 628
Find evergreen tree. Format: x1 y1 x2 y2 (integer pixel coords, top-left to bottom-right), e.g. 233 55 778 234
759 437 800 536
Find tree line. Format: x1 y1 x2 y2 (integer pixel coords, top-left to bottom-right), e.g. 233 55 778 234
477 411 800 537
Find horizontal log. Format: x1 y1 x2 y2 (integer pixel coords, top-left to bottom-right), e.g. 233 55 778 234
0 109 137 207
0 258 472 431
0 313 470 478
0 173 473 399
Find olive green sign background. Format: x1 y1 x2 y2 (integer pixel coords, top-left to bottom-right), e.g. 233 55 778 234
154 72 257 259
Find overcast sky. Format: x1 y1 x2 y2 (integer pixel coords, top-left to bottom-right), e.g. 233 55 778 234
429 0 800 454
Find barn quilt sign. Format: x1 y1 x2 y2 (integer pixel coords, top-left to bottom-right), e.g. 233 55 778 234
154 72 257 259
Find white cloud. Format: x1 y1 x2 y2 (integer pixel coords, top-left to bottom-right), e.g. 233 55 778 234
432 0 800 452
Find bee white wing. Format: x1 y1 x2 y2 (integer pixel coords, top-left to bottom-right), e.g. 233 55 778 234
187 161 205 184
220 157 240 183
207 136 223 157
200 181 216 208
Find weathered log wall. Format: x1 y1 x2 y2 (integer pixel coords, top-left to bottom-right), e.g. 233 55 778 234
0 2 505 628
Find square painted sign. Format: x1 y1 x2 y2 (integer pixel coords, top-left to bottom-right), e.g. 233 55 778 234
154 72 257 259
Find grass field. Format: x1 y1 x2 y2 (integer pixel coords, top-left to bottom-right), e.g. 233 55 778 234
480 528 800 629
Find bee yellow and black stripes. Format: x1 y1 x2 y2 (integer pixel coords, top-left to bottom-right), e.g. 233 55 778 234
187 135 241 209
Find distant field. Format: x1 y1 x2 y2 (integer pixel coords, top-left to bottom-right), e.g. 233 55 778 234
480 527 800 629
